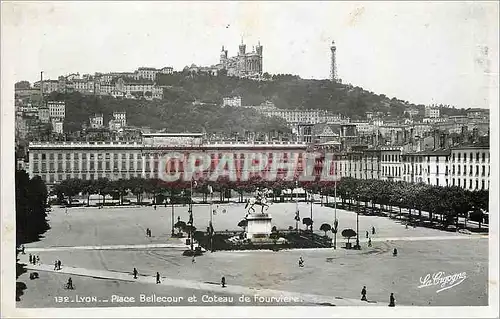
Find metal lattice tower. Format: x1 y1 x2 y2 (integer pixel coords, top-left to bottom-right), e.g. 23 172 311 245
330 41 337 82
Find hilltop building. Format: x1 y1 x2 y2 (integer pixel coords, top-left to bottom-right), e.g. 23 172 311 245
218 41 263 78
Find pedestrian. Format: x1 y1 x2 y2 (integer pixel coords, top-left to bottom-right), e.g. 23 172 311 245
65 207 68 214
368 238 372 247
21 245 25 254
57 260 62 270
393 248 398 257
146 228 149 237
67 277 73 290
405 223 408 229
372 226 376 235
156 272 161 284
149 229 152 237
298 257 304 267
29 254 32 264
361 286 367 301
192 255 196 264
366 231 369 238
54 261 58 270
133 268 138 279
221 276 226 288
154 205 157 210
389 293 395 307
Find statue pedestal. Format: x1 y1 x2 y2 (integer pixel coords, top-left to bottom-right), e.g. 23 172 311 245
245 213 272 240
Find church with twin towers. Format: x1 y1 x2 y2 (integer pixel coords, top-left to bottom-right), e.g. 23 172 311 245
219 41 263 78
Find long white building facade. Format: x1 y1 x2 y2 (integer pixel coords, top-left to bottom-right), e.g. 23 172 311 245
26 134 490 192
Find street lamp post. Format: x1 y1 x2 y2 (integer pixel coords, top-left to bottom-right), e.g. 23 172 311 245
334 180 338 249
209 192 213 252
355 208 360 249
295 180 299 232
310 191 313 231
168 198 175 236
188 179 194 252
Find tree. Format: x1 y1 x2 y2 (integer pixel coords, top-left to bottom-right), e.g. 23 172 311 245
129 177 146 203
319 223 332 237
341 229 357 244
53 178 82 204
237 219 248 232
111 179 129 205
95 178 111 206
81 179 96 206
15 81 31 90
302 217 313 231
16 171 49 301
146 178 163 204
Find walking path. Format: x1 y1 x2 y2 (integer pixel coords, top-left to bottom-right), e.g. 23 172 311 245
24 263 381 306
24 234 485 253
24 242 188 252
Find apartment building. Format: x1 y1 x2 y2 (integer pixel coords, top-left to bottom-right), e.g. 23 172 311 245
424 107 440 118
89 114 104 128
380 147 403 181
361 149 381 180
402 149 450 186
223 96 242 107
47 101 66 119
38 107 50 123
449 142 490 191
27 137 308 185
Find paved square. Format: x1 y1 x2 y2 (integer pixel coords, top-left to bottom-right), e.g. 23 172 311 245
18 202 488 307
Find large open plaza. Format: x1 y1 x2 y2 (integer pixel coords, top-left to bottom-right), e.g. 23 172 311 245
17 201 488 307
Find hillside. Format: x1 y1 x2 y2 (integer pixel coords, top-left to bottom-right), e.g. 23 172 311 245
156 72 465 120
44 72 466 133
45 91 289 134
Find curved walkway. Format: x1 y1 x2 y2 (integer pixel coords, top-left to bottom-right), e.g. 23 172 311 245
23 234 486 253
24 263 381 306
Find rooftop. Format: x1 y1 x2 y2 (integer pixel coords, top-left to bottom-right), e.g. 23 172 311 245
406 149 451 156
451 141 490 149
142 133 203 137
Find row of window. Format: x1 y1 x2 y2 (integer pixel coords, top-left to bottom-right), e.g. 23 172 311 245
451 165 489 177
401 164 490 177
382 154 402 162
402 164 444 176
402 177 489 190
452 152 488 162
33 160 158 172
382 166 401 177
36 172 154 183
32 151 490 163
33 153 143 160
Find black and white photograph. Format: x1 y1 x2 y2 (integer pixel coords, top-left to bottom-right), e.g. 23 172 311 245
1 1 498 318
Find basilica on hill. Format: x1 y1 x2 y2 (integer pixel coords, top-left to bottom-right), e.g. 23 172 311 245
219 41 263 78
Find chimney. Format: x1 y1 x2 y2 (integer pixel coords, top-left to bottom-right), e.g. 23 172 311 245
443 133 450 149
439 133 446 148
472 127 479 142
397 131 403 145
433 130 438 150
460 125 469 143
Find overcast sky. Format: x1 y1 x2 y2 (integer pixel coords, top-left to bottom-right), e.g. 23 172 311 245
2 1 498 109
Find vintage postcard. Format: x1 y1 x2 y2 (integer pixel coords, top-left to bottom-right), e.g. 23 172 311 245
1 1 498 318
